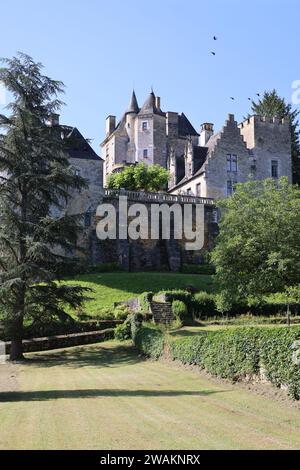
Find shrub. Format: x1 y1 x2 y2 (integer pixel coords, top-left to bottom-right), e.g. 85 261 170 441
193 292 217 318
172 300 187 321
114 321 131 341
113 305 131 321
160 290 195 314
134 325 164 359
130 313 143 342
138 292 153 314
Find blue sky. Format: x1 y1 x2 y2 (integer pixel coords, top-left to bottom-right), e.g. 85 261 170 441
0 0 299 152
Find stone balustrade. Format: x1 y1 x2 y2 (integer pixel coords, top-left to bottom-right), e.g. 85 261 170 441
104 188 215 205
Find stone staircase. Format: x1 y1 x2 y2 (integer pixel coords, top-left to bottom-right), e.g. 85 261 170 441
150 301 174 324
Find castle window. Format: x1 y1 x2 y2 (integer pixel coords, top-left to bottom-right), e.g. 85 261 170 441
142 121 148 131
75 169 81 177
227 180 237 196
143 149 148 158
186 188 192 195
271 160 278 178
196 183 201 196
227 154 238 172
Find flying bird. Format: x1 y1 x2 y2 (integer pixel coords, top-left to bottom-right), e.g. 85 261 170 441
230 97 235 101
213 36 217 40
248 98 251 101
256 93 260 97
211 51 216 55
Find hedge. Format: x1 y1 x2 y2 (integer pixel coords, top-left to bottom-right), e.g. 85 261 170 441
134 325 164 359
135 325 300 400
181 264 215 275
170 327 300 400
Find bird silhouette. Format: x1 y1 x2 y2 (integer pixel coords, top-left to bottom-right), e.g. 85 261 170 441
256 93 260 97
230 97 235 101
248 98 251 100
211 51 216 56
213 36 217 40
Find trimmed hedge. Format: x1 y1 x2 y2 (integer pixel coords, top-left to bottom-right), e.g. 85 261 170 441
134 325 164 359
170 327 300 400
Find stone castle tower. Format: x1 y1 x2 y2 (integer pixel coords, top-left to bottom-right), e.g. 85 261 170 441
101 90 199 185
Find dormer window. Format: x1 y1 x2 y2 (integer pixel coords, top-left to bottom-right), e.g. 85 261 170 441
142 121 148 131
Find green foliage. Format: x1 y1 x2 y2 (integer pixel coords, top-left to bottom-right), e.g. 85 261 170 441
211 178 300 308
250 90 300 184
134 325 164 359
0 53 89 359
160 290 195 314
170 326 300 399
107 163 169 192
138 292 153 314
114 321 131 341
130 312 143 342
172 300 187 321
113 305 132 321
193 292 216 318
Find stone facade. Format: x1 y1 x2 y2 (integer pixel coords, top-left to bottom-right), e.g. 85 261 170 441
169 114 292 199
91 189 218 272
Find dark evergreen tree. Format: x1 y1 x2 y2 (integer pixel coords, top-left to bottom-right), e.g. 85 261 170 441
0 53 89 360
251 90 300 184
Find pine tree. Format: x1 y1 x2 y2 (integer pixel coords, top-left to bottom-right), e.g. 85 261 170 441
251 90 300 184
0 53 89 360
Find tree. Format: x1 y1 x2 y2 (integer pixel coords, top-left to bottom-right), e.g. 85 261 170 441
250 90 300 184
211 177 300 309
107 163 169 192
0 53 89 360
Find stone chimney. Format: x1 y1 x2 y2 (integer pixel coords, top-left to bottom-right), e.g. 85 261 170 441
46 113 60 127
166 112 178 139
199 123 213 146
106 115 116 136
155 96 161 110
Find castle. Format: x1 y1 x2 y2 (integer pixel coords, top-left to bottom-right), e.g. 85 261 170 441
45 91 292 270
101 90 292 198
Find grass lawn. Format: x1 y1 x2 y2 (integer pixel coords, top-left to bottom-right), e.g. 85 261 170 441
64 272 213 314
0 340 299 450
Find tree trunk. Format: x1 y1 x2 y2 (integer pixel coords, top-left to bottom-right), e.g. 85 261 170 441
287 303 291 327
10 339 24 361
9 315 24 361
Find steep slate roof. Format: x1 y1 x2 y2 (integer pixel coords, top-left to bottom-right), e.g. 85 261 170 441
126 90 140 114
60 126 101 161
193 146 208 172
139 91 165 116
178 113 199 137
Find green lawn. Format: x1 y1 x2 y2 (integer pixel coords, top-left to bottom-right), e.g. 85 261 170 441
64 272 213 314
0 341 299 450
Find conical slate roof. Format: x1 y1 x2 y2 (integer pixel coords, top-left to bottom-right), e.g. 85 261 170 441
139 91 165 116
126 90 139 114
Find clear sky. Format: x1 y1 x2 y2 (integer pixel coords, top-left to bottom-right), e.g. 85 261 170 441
0 0 299 152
